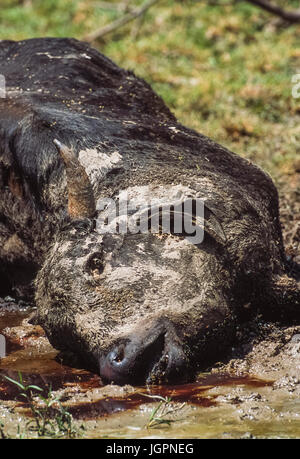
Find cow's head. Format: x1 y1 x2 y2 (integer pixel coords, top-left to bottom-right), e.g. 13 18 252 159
35 141 235 385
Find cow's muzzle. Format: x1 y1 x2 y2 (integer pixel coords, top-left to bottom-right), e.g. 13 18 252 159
98 321 190 385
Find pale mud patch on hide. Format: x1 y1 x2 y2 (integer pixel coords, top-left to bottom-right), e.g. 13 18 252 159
73 287 136 341
102 259 189 320
115 179 217 205
78 148 122 187
160 235 190 260
97 233 187 286
81 235 103 251
96 183 202 235
51 240 72 255
91 233 189 317
117 184 197 206
103 262 183 289
102 265 143 285
35 52 92 60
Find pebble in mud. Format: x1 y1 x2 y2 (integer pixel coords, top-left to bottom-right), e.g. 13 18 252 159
273 376 300 393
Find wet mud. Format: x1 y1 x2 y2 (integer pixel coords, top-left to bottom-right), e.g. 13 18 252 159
0 176 299 438
0 301 299 438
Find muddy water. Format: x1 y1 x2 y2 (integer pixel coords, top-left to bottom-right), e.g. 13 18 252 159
0 305 299 439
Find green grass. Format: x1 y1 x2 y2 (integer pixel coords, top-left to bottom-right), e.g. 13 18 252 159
2 372 81 438
0 0 299 180
139 393 186 428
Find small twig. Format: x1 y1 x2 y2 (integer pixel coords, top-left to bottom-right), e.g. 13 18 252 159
245 0 300 23
137 392 172 402
196 0 241 5
131 11 145 39
91 1 132 11
83 0 161 42
122 0 133 13
188 0 300 23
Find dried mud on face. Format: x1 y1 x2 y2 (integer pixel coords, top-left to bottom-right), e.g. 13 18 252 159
0 173 299 439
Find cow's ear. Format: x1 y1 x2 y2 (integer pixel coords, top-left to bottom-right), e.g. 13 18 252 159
53 139 96 219
142 199 227 246
202 202 227 245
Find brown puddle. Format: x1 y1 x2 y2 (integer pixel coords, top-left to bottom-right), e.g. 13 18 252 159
0 368 102 402
0 308 101 398
0 309 30 354
51 373 273 420
66 386 219 421
0 308 274 422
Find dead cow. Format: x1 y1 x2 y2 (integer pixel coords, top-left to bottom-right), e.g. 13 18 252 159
0 38 299 385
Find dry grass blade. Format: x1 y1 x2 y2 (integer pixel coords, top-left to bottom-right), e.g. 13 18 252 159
84 0 160 41
138 393 186 429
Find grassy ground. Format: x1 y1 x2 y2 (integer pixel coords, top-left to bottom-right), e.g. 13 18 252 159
1 0 299 250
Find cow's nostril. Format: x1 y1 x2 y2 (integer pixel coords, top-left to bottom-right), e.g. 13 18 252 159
100 346 129 383
99 327 189 385
110 345 125 364
99 334 166 385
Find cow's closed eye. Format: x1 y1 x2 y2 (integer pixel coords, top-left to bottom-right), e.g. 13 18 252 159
86 252 104 275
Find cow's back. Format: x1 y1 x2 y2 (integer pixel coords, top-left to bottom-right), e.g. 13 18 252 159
0 38 285 298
